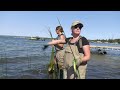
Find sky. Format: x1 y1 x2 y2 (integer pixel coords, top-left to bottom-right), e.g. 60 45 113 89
0 11 120 40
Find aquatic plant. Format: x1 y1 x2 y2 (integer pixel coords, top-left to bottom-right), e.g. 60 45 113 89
47 27 58 79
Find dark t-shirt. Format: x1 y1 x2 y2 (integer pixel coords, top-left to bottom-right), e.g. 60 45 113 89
65 36 89 54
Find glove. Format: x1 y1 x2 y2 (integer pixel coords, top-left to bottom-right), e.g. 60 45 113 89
42 45 49 50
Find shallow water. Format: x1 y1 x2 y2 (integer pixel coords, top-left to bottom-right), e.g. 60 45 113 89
0 35 120 79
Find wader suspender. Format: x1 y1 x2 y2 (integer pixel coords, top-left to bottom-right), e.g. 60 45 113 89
79 36 83 48
67 36 83 60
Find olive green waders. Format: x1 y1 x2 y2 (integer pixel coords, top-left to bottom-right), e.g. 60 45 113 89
55 49 65 79
63 44 87 79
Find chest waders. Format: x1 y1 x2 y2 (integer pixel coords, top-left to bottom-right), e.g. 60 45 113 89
55 49 65 79
63 36 84 79
55 34 65 79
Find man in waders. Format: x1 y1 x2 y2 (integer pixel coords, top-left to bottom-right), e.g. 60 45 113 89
54 26 66 79
48 20 90 79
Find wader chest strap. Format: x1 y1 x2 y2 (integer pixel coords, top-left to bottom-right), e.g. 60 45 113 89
79 36 82 48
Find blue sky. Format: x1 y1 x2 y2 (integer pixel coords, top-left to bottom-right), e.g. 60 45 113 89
0 11 120 40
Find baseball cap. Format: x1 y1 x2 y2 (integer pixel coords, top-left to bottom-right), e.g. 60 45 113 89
71 20 83 29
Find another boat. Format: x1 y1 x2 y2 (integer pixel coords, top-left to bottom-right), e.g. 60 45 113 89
28 36 40 40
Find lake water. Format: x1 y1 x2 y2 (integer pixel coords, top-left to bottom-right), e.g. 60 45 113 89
0 35 120 79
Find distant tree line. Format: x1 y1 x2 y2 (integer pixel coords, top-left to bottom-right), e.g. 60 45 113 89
89 39 120 44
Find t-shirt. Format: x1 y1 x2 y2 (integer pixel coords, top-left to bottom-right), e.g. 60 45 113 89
65 36 89 54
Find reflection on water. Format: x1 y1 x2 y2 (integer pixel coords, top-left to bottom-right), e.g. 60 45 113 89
0 35 120 79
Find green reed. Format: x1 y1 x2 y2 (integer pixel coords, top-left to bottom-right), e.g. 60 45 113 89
47 27 58 79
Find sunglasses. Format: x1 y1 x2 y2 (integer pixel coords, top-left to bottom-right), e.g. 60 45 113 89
72 23 83 29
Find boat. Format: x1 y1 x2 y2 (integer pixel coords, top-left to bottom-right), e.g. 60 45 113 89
28 36 40 40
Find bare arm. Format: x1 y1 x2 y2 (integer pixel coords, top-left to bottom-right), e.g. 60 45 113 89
48 39 66 45
82 45 91 62
56 35 65 48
